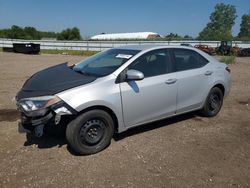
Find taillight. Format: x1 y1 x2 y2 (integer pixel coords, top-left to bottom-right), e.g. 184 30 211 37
226 67 231 73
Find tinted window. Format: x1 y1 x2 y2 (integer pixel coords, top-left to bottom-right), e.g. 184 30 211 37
173 49 208 72
73 49 140 77
128 49 172 78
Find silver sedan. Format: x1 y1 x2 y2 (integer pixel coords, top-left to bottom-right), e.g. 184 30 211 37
16 45 231 155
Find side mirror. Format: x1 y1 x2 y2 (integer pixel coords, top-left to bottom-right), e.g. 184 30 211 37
126 69 144 81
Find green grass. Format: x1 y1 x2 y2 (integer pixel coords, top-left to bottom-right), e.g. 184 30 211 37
219 56 236 65
0 47 2 52
41 49 98 56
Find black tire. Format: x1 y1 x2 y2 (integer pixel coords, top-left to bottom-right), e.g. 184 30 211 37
66 110 114 155
200 87 223 117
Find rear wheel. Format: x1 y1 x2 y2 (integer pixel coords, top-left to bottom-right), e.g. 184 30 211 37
200 87 223 117
66 110 114 155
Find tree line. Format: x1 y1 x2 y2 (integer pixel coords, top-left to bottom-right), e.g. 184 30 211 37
198 3 250 41
0 3 249 41
164 3 249 41
0 26 81 40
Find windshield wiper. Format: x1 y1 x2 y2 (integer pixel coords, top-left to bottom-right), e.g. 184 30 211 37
75 69 100 77
81 71 94 76
73 68 83 74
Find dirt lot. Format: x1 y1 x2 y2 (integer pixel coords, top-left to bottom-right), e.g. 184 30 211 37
0 52 249 188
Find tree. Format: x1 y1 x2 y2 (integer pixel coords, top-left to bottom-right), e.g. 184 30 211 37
0 25 50 39
164 33 182 40
39 31 58 39
0 25 74 40
183 35 193 40
198 3 237 40
24 27 40 39
238 12 250 39
8 25 27 39
57 27 81 40
0 29 7 38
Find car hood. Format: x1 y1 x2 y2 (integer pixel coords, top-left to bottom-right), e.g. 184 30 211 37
16 63 97 101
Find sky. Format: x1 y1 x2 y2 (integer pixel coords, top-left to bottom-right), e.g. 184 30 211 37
0 0 249 38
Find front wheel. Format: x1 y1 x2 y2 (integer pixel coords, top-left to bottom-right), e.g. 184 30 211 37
66 110 114 155
200 87 223 117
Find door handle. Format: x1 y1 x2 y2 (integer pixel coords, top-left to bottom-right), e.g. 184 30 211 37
165 78 177 84
204 71 213 76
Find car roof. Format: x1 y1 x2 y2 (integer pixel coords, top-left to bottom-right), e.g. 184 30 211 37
114 44 217 65
116 44 194 52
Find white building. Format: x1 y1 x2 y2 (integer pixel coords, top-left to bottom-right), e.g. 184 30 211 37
91 32 161 40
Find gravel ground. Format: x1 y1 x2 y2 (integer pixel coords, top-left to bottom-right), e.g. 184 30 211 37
0 52 249 188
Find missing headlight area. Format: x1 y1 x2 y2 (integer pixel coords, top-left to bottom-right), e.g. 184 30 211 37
16 96 75 137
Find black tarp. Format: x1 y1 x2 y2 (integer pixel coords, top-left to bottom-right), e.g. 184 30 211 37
16 63 97 100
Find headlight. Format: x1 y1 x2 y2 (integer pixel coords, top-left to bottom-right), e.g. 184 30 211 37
18 96 61 112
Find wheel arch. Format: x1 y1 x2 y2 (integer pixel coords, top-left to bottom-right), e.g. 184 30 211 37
78 105 119 133
212 83 225 96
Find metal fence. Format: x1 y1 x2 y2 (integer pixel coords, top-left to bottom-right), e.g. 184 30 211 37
1 38 250 51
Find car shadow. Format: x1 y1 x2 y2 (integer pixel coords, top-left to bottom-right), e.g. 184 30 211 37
23 133 86 156
23 111 198 155
113 111 197 141
24 133 67 149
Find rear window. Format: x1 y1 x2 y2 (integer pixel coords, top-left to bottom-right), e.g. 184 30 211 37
173 49 209 72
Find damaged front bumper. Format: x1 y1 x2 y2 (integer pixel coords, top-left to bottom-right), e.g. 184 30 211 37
18 112 54 136
17 101 76 137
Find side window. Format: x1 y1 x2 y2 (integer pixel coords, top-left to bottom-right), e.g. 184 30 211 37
173 49 208 72
128 49 172 78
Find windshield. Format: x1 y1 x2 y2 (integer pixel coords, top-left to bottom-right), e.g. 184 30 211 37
73 49 140 77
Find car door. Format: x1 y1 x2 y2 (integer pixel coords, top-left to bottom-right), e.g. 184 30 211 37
171 48 213 114
120 49 178 127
